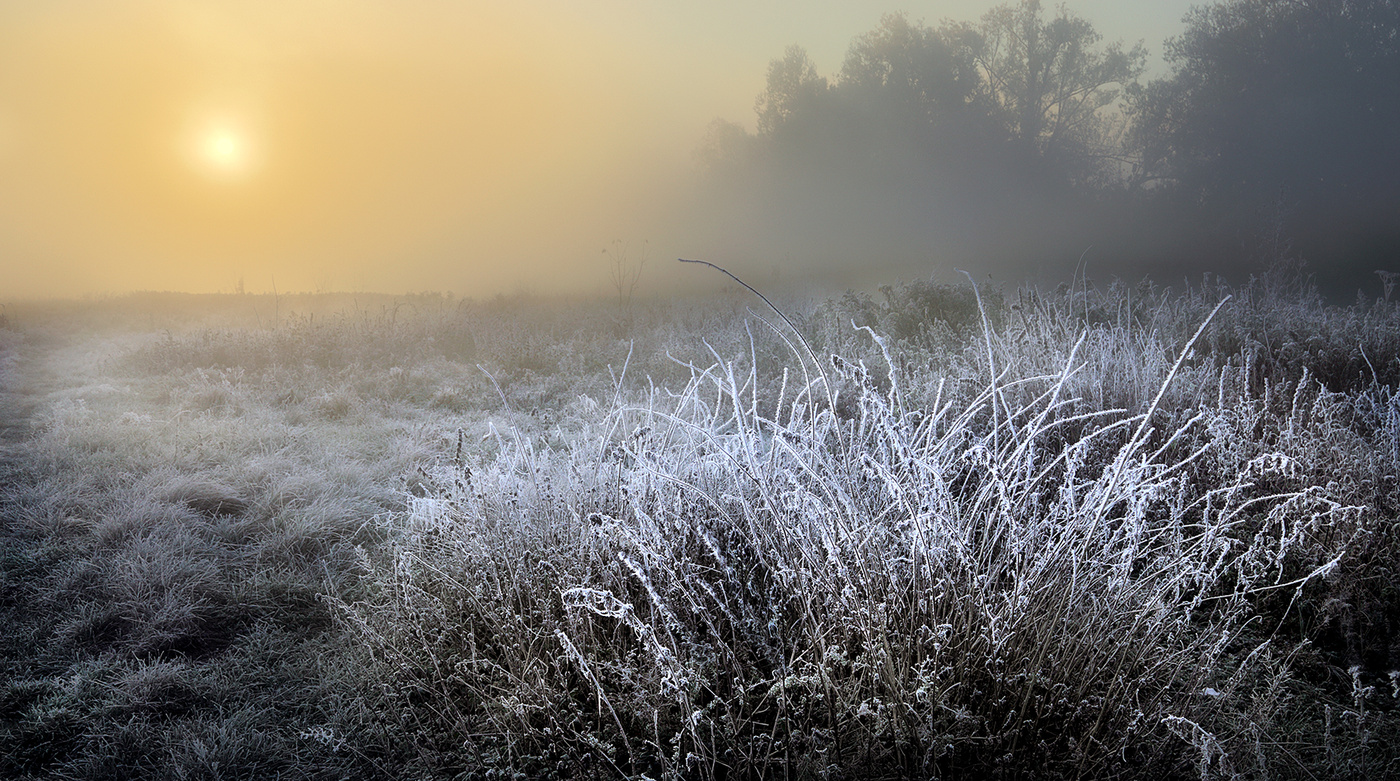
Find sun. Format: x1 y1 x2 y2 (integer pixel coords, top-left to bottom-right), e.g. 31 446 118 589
205 130 243 167
187 119 257 181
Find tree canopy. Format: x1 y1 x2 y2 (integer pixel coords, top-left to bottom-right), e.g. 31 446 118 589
755 45 829 138
977 0 1146 187
1132 0 1400 214
709 3 1139 192
696 0 1400 290
1127 0 1400 278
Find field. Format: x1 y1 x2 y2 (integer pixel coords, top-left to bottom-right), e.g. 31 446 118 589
1 269 1398 779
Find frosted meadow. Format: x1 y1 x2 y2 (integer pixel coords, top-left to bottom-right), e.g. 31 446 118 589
1 268 1398 779
3 0 1399 776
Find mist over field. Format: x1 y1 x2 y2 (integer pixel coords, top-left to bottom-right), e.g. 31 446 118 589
2 2 1400 780
3 0 1393 300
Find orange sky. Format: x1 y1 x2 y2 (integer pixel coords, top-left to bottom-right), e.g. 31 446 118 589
0 1 1195 299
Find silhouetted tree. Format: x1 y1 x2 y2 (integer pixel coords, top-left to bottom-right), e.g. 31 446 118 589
975 0 1146 187
695 118 757 177
734 6 1143 192
832 15 1002 177
691 5 1151 275
755 45 829 137
839 14 986 126
1130 0 1400 262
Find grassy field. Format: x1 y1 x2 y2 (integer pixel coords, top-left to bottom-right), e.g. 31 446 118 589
1 270 1397 779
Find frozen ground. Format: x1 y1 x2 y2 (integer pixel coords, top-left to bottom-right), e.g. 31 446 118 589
1 278 1397 779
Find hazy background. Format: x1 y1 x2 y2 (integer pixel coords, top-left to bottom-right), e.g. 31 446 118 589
5 0 1391 300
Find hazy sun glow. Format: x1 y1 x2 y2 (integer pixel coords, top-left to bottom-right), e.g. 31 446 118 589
0 0 1196 298
192 122 253 179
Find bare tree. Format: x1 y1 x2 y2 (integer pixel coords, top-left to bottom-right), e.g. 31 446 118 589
602 239 647 335
975 0 1146 186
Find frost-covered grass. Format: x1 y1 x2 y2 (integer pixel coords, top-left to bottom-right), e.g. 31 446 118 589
1 275 1398 779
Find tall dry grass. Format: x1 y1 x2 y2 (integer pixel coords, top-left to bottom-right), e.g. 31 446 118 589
337 272 1396 779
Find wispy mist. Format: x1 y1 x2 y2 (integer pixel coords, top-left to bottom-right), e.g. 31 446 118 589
3 1 1392 301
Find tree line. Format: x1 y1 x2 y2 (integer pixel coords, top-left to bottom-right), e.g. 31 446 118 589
696 0 1400 293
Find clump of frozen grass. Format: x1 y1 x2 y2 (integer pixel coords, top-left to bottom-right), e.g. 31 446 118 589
339 278 1369 778
1356 382 1400 473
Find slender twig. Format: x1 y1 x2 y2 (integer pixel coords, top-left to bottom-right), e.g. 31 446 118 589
678 257 843 449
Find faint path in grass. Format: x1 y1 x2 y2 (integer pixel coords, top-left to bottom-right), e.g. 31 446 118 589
0 325 85 468
0 331 34 526
0 326 54 520
0 332 29 478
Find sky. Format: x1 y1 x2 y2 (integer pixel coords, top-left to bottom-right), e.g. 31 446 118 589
0 1 1199 299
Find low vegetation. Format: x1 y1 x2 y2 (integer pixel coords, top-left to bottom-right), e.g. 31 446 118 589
1 269 1397 778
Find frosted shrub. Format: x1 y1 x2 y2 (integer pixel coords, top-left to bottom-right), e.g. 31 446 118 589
339 292 1367 779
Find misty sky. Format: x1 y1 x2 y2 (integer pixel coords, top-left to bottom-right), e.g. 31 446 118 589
0 1 1198 299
